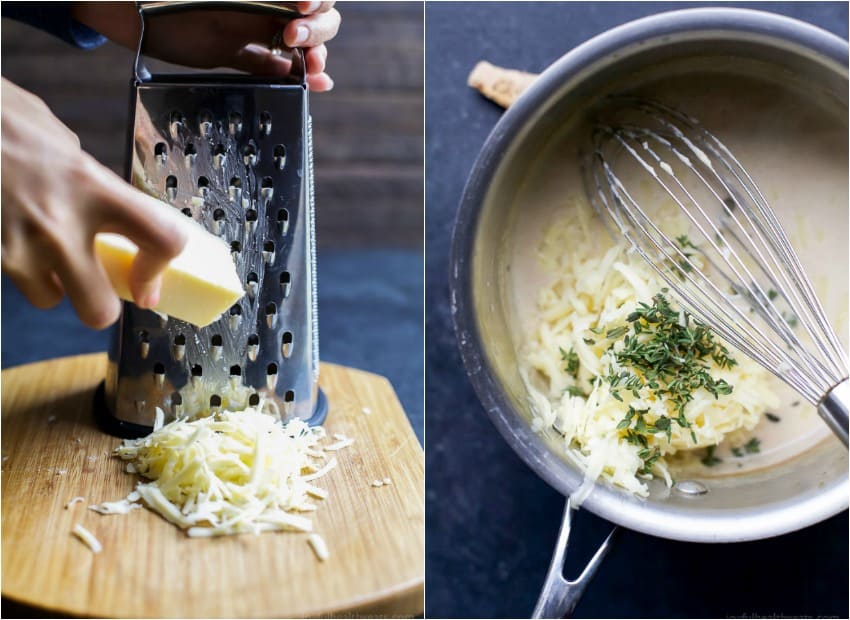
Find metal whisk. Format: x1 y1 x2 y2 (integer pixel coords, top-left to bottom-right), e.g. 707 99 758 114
586 97 849 446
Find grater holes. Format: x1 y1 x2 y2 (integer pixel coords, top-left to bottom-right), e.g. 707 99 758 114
171 391 183 416
210 395 222 409
260 176 274 202
139 330 150 359
273 144 286 170
247 333 259 361
198 110 214 137
153 362 165 389
229 364 242 377
280 271 291 297
172 334 186 361
281 331 293 358
210 334 223 361
242 142 258 167
246 272 259 299
266 362 278 390
246 209 258 233
165 175 178 201
213 143 226 169
263 240 275 265
277 208 290 235
184 143 197 167
229 303 242 331
228 111 242 136
212 208 226 235
197 176 210 197
191 364 203 377
154 142 167 165
284 390 295 414
248 393 260 407
259 111 272 136
181 207 193 218
228 176 242 202
169 110 185 140
265 302 277 328
230 241 242 257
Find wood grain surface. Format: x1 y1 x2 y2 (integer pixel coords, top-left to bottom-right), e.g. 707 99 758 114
1 354 424 618
0 2 424 249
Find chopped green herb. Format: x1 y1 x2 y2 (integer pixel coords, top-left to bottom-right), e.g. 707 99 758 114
565 385 587 398
560 347 580 378
603 293 737 449
731 447 743 457
744 437 761 454
605 326 629 339
701 445 722 467
765 412 781 423
583 337 596 346
782 312 798 328
767 289 778 301
791 401 800 407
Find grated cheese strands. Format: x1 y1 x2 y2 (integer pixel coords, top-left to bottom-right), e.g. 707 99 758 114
307 533 329 561
109 408 342 538
523 203 778 498
72 524 102 553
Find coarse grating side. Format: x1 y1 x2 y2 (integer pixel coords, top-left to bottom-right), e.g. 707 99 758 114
99 3 323 436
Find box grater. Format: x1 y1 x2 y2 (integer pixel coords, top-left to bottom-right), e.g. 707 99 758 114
95 1 325 437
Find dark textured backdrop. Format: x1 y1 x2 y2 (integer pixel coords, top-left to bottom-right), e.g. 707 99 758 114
425 2 849 618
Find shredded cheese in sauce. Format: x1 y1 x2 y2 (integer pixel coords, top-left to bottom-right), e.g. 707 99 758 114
523 204 778 499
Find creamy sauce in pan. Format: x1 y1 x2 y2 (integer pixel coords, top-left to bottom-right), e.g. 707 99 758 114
508 72 848 478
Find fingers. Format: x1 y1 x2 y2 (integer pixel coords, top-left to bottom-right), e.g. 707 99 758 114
5 268 64 310
305 44 327 75
53 250 122 329
284 8 340 48
306 72 334 92
296 2 336 15
90 160 187 308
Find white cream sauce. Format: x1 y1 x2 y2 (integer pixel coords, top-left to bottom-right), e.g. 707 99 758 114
508 72 848 478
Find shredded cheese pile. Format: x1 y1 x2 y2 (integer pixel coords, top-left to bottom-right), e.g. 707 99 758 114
522 200 778 499
97 408 341 538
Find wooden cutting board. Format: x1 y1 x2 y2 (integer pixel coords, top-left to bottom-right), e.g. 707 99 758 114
1 354 424 618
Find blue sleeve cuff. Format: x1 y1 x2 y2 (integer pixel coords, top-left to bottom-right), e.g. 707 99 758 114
2 2 107 50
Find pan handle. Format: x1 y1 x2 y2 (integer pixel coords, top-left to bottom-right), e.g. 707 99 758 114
133 1 305 84
531 497 618 619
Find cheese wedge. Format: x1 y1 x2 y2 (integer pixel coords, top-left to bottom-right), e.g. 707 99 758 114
94 214 244 327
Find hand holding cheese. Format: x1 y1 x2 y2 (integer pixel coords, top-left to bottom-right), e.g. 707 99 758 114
95 211 244 328
1 78 190 329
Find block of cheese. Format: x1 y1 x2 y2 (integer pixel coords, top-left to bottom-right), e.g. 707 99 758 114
94 214 244 328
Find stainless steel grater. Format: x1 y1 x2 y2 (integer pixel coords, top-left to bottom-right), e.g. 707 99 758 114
96 1 325 437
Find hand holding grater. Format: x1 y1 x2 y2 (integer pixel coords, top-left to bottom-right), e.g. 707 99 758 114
96 1 325 437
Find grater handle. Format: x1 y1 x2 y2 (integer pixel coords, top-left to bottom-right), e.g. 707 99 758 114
138 1 302 18
134 1 306 84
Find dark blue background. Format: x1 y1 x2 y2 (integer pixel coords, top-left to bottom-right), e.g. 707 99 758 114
1 249 424 443
425 2 848 618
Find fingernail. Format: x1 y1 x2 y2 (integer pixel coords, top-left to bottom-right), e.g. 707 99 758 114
301 1 321 12
325 76 335 91
294 25 310 45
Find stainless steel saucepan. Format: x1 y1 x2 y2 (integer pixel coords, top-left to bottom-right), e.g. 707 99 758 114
450 8 848 617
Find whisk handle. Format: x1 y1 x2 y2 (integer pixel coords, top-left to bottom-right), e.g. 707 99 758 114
817 379 849 447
